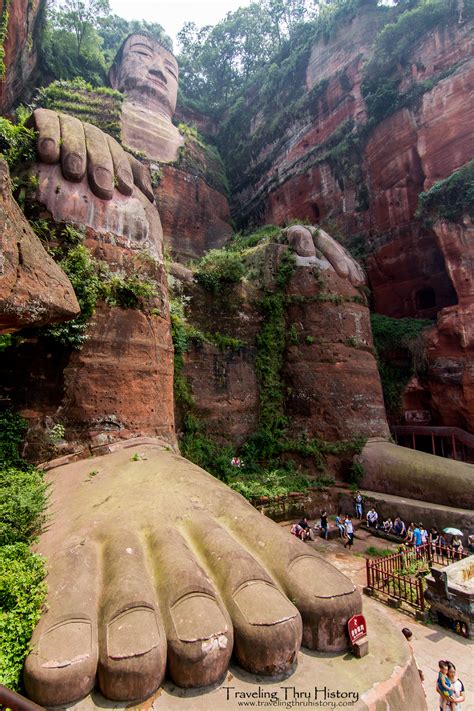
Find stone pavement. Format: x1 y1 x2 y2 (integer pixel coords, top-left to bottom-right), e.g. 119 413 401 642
53 517 472 711
292 520 474 711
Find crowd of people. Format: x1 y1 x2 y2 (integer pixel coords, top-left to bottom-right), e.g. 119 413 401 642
290 510 355 548
364 506 466 557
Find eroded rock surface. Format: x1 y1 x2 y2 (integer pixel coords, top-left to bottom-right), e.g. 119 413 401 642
0 159 79 332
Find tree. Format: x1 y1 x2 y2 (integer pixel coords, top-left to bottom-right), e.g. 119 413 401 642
53 0 111 54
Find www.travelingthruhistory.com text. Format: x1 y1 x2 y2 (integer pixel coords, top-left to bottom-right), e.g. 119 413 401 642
220 686 359 708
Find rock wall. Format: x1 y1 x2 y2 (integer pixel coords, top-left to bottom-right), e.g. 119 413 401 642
156 164 232 262
0 0 44 115
176 241 388 459
222 3 473 432
0 166 176 461
0 159 79 332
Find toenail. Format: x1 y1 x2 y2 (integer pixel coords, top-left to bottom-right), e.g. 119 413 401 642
38 619 93 668
107 606 160 659
233 581 297 626
93 167 113 191
64 153 84 178
170 593 228 642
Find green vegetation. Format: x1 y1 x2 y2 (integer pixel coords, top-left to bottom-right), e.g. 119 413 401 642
41 0 171 86
229 467 310 500
34 79 123 140
365 546 394 557
0 116 36 173
31 224 159 348
0 411 47 690
371 314 433 414
416 160 474 224
176 124 229 195
194 249 245 293
0 0 11 79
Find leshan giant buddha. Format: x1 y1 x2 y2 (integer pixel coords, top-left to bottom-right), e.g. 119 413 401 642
20 33 385 707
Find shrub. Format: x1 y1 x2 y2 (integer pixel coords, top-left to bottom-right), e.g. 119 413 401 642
0 544 46 689
195 249 245 292
0 410 47 690
416 160 474 224
0 117 36 172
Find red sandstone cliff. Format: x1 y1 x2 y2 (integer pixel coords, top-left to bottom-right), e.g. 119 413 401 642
224 5 473 432
0 0 43 115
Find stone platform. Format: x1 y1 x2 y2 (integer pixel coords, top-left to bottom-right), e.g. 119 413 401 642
52 598 425 711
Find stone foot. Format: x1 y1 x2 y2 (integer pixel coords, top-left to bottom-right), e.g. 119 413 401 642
24 443 361 706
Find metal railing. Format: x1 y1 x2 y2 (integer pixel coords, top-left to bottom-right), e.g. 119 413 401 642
392 425 474 463
365 543 469 610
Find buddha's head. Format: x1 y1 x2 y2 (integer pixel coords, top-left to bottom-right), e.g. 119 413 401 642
109 33 179 119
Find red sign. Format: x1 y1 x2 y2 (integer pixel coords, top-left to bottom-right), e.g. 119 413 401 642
348 614 367 644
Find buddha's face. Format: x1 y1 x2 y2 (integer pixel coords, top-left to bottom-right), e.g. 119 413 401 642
112 35 179 117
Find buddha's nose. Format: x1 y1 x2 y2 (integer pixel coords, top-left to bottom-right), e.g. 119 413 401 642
149 67 167 84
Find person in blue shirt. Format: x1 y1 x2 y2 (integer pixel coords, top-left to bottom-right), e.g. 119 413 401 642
413 524 423 547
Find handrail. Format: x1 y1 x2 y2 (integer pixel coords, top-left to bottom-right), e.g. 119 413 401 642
392 425 474 449
0 685 45 711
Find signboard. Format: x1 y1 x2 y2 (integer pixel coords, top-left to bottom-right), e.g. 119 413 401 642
348 614 367 644
404 410 431 424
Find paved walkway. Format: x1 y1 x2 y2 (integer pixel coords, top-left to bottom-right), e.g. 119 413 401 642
287 520 474 711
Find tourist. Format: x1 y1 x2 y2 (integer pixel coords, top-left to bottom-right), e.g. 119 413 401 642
430 527 440 549
438 532 448 549
468 534 474 554
366 507 378 528
320 510 329 540
452 535 463 559
437 662 465 710
383 517 393 534
335 509 345 539
404 522 415 545
297 516 312 541
437 660 455 710
393 516 406 537
401 628 424 684
354 491 363 519
413 523 423 548
420 523 428 545
344 514 354 549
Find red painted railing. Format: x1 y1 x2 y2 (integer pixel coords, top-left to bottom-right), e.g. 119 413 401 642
365 543 468 610
392 425 474 463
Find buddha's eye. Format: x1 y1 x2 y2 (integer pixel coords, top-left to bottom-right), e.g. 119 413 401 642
134 50 152 59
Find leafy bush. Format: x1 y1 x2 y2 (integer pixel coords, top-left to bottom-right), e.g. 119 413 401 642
0 468 47 546
0 410 29 470
0 117 36 172
0 544 46 690
0 411 47 690
371 314 433 414
195 249 245 292
416 160 474 224
229 468 310 501
43 243 101 348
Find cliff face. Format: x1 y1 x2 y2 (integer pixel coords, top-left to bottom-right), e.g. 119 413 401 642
0 167 176 460
221 2 473 432
176 241 388 458
0 0 44 115
0 159 79 332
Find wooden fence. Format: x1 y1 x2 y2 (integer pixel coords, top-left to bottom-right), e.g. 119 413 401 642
365 543 469 610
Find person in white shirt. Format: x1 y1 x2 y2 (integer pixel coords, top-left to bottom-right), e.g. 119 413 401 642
344 515 354 548
366 508 378 528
